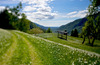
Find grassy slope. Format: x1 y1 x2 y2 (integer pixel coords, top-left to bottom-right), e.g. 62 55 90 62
0 29 100 65
36 33 100 54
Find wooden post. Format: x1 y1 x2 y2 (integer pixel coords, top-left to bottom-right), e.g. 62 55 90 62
65 30 67 40
58 32 59 38
66 33 67 40
62 34 63 39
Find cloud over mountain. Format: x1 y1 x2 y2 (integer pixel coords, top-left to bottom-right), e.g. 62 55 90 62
66 10 88 18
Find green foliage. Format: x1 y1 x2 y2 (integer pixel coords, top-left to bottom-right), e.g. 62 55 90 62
46 28 52 33
89 0 100 15
0 9 13 29
0 2 22 29
30 22 37 29
18 13 30 32
0 2 45 33
82 0 100 46
10 2 22 16
29 28 43 34
71 29 78 37
0 2 40 33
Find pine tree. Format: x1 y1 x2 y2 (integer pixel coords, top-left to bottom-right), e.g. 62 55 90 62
46 28 52 33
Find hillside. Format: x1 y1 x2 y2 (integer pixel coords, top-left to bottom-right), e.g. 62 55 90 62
30 22 38 29
0 29 100 65
35 23 58 32
58 17 87 34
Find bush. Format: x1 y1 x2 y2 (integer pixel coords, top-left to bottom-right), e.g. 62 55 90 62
29 28 43 34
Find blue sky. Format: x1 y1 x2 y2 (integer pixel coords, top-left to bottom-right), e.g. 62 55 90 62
0 0 90 27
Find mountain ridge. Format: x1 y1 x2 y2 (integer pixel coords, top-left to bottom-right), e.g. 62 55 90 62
58 17 87 34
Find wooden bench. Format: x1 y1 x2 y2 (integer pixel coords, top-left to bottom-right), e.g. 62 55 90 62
57 30 67 40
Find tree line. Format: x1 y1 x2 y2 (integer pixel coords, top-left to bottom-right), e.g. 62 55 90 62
0 2 30 32
0 2 52 34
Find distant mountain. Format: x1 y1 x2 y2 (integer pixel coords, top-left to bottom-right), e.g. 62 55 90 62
50 27 59 32
30 17 87 34
58 17 87 34
32 22 58 32
34 23 48 30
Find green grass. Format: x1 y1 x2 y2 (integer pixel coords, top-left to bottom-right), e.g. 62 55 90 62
16 31 100 65
10 33 31 65
36 33 100 54
0 29 13 59
0 29 100 65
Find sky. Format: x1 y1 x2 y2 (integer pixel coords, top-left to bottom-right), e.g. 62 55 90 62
0 0 90 27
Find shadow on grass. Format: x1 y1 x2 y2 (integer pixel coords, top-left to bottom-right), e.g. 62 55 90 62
85 43 100 47
58 37 67 41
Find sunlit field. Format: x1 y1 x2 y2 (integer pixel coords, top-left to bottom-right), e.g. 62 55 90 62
0 29 100 65
36 33 100 54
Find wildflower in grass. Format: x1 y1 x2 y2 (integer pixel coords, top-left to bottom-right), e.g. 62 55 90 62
84 60 88 64
72 61 74 65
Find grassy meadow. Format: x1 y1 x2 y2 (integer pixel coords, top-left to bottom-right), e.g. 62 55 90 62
0 29 100 65
36 33 100 54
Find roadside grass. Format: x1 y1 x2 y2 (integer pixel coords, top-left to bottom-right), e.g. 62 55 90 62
36 33 100 54
16 31 100 65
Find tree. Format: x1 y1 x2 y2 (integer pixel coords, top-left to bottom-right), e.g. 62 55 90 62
29 28 43 34
0 2 22 29
19 13 30 32
9 2 22 29
82 0 100 46
0 9 13 29
82 16 94 44
95 14 100 40
71 29 78 37
46 28 52 33
71 30 74 36
74 29 78 37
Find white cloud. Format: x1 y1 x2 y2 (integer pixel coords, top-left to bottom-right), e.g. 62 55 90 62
37 6 52 12
21 0 57 22
25 11 57 22
0 6 5 12
65 10 88 18
67 11 77 15
23 6 37 11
